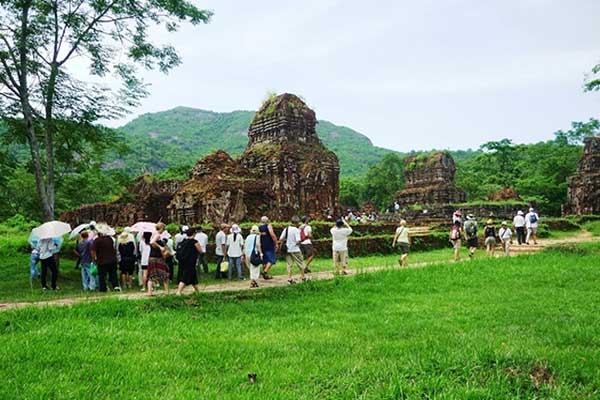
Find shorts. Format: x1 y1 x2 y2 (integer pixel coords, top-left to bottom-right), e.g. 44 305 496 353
528 227 538 234
141 264 148 270
484 237 496 247
466 237 479 248
120 259 135 274
451 239 461 250
300 244 315 258
285 252 305 273
262 250 277 266
397 242 409 255
333 250 348 269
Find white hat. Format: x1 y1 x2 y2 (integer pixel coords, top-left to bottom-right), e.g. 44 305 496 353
181 225 190 233
517 210 524 215
231 224 241 234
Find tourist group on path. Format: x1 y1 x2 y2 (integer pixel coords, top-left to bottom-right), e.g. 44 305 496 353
29 206 539 294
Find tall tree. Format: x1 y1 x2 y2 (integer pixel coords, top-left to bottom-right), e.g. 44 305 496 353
0 0 212 220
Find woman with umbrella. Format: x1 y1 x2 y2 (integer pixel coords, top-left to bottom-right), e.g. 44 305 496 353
31 221 71 291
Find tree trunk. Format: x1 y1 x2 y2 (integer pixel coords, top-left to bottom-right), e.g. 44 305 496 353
18 0 54 221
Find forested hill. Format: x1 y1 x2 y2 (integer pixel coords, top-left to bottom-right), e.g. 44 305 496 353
116 107 396 177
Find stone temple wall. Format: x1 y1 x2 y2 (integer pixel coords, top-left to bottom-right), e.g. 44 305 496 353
564 136 600 215
396 152 466 208
62 93 339 226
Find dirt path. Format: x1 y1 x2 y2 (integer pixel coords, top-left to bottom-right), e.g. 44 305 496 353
1 232 597 311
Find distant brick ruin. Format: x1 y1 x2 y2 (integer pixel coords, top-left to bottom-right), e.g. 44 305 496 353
62 93 340 225
564 136 600 215
395 151 466 208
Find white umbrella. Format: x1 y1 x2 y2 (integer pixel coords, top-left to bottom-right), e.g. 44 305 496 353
69 223 91 240
31 221 71 240
130 221 156 233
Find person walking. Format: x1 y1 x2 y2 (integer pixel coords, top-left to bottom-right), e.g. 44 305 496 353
117 231 136 289
484 219 497 257
392 219 410 267
450 210 463 261
259 216 277 280
139 231 152 291
147 230 170 296
464 214 478 259
525 207 540 245
280 216 306 284
175 228 203 295
299 216 315 273
215 224 229 279
91 227 120 292
74 231 95 291
38 237 61 291
194 227 209 273
227 224 245 280
513 210 526 245
498 221 512 256
244 225 263 288
331 218 353 275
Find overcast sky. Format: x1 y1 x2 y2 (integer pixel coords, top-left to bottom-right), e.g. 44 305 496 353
103 0 600 152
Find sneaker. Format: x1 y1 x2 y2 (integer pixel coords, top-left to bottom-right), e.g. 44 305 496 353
342 270 349 275
42 287 48 291
262 273 273 280
301 278 309 283
52 287 60 291
114 287 122 292
239 277 246 281
305 268 312 273
287 279 297 285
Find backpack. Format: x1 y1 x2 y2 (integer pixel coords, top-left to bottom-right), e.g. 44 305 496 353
529 213 538 224
450 225 461 240
300 226 308 242
176 239 186 260
464 220 477 239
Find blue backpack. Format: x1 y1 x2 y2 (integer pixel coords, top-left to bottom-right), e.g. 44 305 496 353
529 213 538 224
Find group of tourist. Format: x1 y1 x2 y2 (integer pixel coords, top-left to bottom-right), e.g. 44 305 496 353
449 207 540 261
30 206 540 293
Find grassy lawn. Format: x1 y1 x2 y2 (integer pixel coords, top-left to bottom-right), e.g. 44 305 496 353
1 243 599 399
0 240 462 303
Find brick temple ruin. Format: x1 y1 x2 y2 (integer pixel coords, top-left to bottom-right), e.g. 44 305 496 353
62 93 340 226
563 136 600 215
395 151 466 208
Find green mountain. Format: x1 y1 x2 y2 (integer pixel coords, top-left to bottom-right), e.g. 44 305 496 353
116 107 396 177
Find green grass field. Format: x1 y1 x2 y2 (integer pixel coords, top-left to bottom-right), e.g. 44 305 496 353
1 242 599 399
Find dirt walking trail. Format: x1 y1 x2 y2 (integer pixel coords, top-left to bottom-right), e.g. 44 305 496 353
1 232 597 312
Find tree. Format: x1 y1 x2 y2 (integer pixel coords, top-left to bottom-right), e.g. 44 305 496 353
0 0 212 220
362 153 405 209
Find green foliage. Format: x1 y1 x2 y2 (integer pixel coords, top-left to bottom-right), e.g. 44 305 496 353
583 221 600 236
455 136 584 216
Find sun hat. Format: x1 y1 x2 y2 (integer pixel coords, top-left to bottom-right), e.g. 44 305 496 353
529 207 534 212
231 224 241 234
517 210 524 215
486 219 493 225
181 225 190 233
467 214 475 220
454 210 462 216
118 232 133 244
250 225 259 234
501 221 507 226
95 223 115 236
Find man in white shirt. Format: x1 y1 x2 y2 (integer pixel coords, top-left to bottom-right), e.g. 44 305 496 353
512 210 526 245
215 223 229 279
279 216 306 284
331 218 353 275
299 216 315 273
524 207 540 245
194 227 209 273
